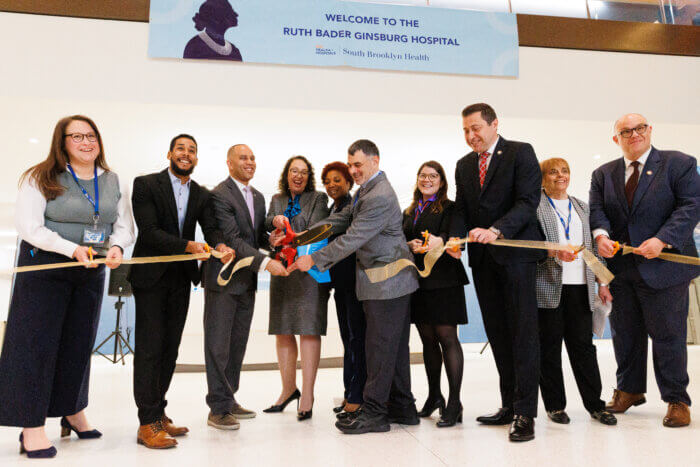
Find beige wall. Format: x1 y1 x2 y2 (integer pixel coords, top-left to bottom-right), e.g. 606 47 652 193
0 12 698 362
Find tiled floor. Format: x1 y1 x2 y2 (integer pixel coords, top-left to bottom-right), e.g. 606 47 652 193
0 341 697 466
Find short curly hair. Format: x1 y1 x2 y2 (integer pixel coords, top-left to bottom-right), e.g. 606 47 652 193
321 161 353 191
278 155 316 196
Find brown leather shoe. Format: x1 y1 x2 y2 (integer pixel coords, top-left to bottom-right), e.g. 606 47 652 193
230 404 257 419
162 415 189 436
663 402 690 427
137 422 177 449
606 389 646 413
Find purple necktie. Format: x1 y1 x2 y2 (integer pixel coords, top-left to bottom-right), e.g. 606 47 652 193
243 186 255 222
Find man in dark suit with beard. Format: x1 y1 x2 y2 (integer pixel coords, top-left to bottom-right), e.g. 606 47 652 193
129 134 234 449
448 103 544 442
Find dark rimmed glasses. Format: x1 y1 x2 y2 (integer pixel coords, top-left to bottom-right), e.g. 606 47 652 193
65 133 97 143
617 124 648 139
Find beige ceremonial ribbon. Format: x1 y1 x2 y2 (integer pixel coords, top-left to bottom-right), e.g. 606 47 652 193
7 247 254 287
579 248 615 284
619 244 700 266
365 237 615 284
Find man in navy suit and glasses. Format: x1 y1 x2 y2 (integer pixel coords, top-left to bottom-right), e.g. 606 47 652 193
590 113 700 428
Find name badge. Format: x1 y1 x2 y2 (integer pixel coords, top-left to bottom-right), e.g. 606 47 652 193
83 227 106 245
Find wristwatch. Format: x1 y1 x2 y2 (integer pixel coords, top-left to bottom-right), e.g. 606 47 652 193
488 226 503 238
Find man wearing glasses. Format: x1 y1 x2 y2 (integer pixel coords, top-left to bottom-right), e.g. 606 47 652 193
590 113 700 428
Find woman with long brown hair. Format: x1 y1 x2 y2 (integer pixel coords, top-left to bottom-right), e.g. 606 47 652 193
0 115 134 458
403 161 469 428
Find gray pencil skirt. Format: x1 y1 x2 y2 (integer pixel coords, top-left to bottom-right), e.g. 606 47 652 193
269 270 330 336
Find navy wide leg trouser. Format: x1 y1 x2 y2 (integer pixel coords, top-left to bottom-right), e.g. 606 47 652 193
0 242 105 427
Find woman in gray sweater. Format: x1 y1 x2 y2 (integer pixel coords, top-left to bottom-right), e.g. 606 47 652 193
0 115 134 458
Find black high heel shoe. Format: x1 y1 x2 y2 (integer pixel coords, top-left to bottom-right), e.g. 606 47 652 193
417 395 446 418
19 433 57 459
60 417 102 439
263 389 301 413
297 401 314 422
333 400 347 414
436 402 463 428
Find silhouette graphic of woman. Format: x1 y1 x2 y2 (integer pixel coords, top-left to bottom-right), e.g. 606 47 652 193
184 0 242 61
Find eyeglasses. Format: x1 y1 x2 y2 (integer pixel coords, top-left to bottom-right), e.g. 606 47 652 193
289 168 309 177
617 124 648 139
65 133 97 143
418 173 440 181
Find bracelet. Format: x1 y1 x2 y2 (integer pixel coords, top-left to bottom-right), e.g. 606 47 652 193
598 283 608 287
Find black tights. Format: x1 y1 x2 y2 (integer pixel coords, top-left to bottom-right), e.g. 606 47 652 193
416 324 464 407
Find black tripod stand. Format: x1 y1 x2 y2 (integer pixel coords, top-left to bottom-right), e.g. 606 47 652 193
93 265 134 364
94 294 133 364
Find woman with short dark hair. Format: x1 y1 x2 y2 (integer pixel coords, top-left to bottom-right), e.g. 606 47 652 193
321 161 367 417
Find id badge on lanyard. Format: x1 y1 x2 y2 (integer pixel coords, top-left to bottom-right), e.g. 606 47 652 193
83 222 106 245
67 164 106 245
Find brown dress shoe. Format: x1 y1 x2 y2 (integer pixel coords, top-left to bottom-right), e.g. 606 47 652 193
137 422 178 449
606 389 646 413
162 415 189 436
663 402 690 427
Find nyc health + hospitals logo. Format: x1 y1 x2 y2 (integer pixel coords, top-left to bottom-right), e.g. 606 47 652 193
315 45 336 56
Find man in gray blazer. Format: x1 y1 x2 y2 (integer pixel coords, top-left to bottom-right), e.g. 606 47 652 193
289 139 419 434
201 144 288 430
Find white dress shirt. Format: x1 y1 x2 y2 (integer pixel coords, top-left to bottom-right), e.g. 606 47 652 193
550 197 586 285
230 176 270 272
15 168 135 258
592 146 652 241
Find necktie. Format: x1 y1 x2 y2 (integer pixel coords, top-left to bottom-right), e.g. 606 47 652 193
479 152 491 187
352 187 362 206
243 186 255 222
625 161 640 207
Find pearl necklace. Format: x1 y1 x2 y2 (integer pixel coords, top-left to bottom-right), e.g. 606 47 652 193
198 31 232 56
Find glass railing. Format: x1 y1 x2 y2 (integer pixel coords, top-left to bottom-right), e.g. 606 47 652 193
352 0 700 24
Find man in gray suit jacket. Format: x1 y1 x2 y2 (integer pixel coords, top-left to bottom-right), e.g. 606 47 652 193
290 139 419 434
201 144 288 429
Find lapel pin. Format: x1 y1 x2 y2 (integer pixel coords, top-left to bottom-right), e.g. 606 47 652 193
646 170 652 175
497 150 502 155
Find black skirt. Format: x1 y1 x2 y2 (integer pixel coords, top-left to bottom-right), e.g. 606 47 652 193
410 285 468 325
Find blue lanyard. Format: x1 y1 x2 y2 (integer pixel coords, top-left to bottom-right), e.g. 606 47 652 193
545 194 572 241
413 195 436 225
66 163 99 225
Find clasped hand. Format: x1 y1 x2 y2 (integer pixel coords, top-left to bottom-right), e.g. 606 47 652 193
73 245 123 269
596 235 665 259
407 234 441 254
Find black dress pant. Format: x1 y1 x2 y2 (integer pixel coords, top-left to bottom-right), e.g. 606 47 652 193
133 276 191 425
334 285 367 405
538 285 605 414
362 294 414 416
472 257 539 418
609 267 690 405
0 242 105 427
